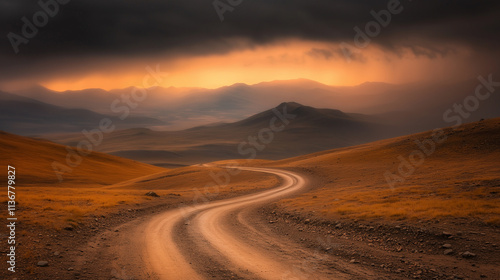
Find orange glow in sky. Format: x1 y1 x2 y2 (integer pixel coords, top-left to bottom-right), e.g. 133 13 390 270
41 40 474 91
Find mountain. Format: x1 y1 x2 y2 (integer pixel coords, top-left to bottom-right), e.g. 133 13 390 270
0 131 165 187
0 91 165 135
45 102 397 167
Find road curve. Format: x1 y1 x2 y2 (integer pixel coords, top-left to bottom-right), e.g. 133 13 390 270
119 167 371 280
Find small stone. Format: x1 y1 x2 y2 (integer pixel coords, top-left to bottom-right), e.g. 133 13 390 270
64 225 74 231
68 267 74 271
304 219 311 224
335 223 342 229
444 249 454 255
461 251 476 258
37 261 49 267
145 191 160 197
53 251 60 256
442 231 453 237
442 244 452 249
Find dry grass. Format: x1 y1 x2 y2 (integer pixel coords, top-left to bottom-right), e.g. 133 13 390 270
271 118 500 224
0 132 279 229
0 131 165 187
3 166 278 229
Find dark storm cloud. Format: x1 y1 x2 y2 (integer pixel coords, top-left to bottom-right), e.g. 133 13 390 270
0 0 499 79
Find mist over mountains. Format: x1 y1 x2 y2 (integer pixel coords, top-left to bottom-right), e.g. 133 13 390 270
8 78 499 134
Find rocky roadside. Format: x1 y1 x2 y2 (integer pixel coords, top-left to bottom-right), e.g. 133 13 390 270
262 205 500 280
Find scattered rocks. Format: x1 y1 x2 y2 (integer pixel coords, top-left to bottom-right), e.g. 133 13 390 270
145 191 160 197
37 261 49 267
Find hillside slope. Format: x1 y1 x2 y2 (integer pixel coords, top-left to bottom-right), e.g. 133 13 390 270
0 131 165 187
266 117 500 223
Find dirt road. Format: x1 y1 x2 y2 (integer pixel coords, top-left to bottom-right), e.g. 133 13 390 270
94 167 376 280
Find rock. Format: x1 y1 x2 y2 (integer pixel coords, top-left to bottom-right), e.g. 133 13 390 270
442 231 453 237
335 223 342 229
442 244 452 249
168 193 181 196
444 249 454 255
64 225 74 231
53 251 60 256
145 191 160 197
461 251 476 258
37 261 49 267
68 267 74 271
304 219 311 224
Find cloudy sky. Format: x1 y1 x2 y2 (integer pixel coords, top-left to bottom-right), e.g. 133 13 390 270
1 0 499 91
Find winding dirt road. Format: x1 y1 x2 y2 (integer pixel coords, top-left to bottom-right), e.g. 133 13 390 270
102 167 375 279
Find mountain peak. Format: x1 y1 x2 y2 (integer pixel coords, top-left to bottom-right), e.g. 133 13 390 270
276 102 304 111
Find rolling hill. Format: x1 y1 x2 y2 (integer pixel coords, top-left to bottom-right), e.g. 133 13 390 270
45 102 397 167
0 130 165 187
261 117 500 224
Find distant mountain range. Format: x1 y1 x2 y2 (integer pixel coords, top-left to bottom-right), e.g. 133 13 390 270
7 78 499 133
0 91 164 135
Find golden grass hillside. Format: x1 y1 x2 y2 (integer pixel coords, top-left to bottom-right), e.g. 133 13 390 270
0 132 279 228
0 131 166 187
268 118 500 224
